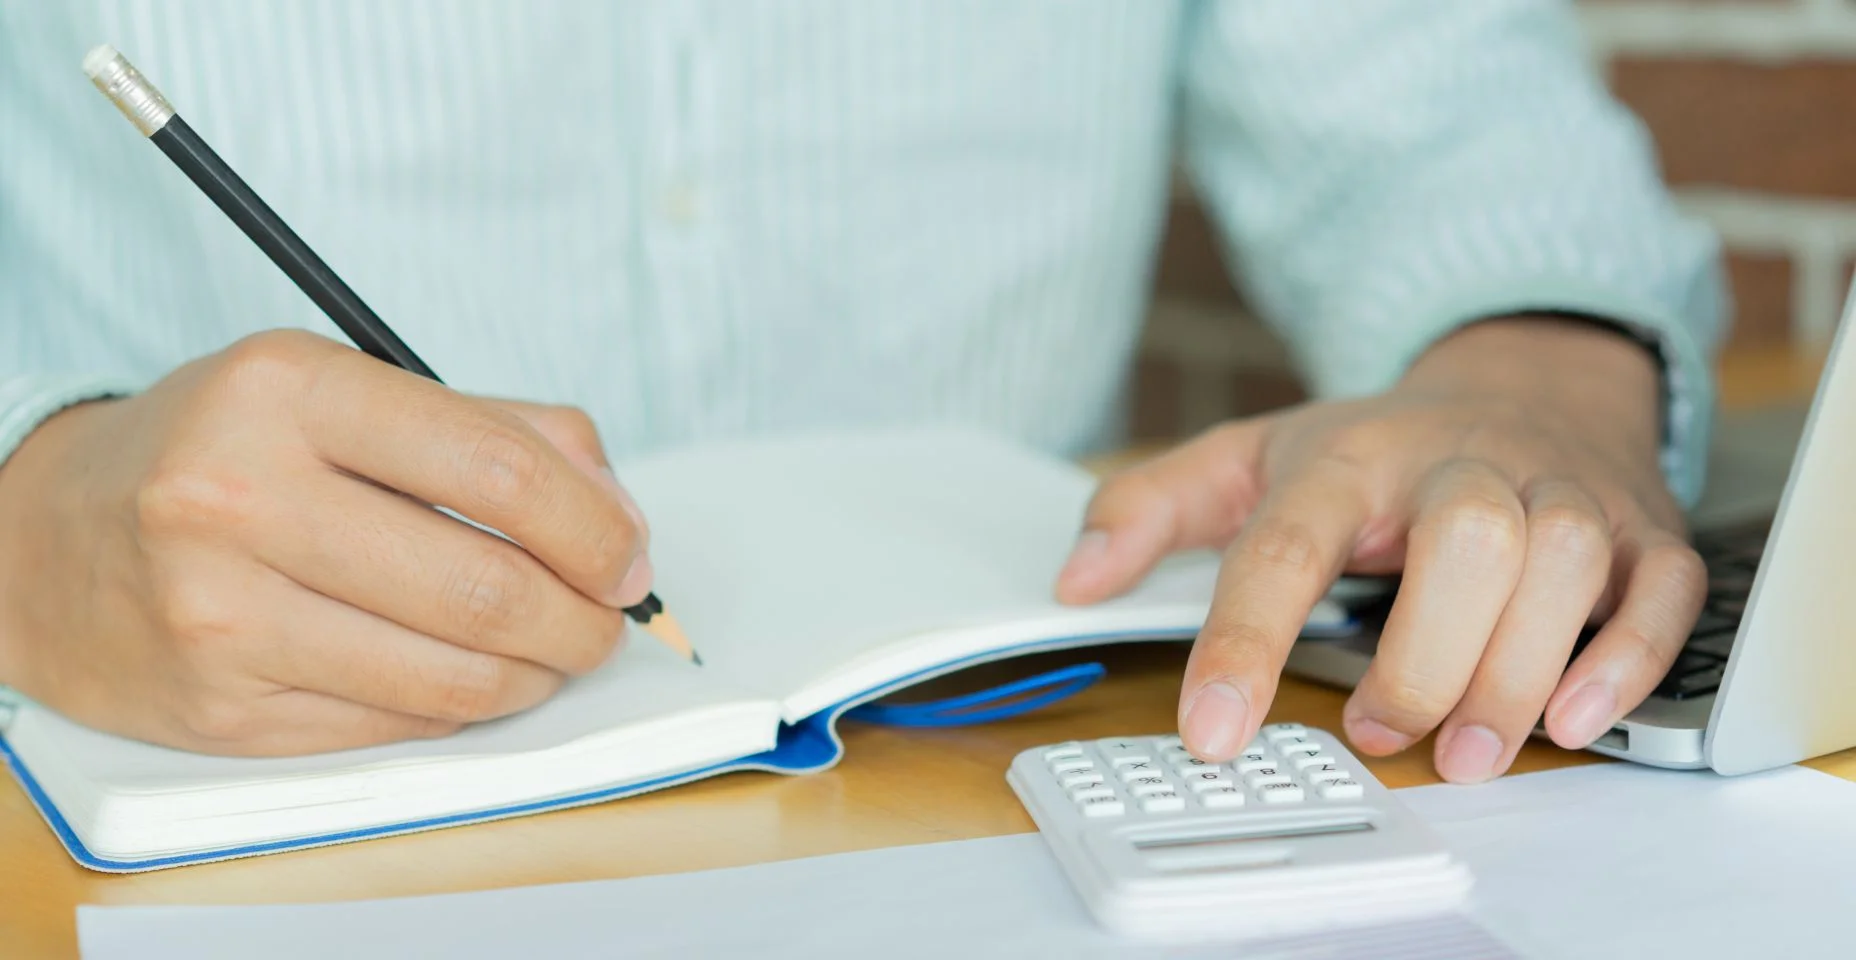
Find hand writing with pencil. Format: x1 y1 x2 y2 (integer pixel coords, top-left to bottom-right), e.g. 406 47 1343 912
1058 317 1706 785
0 330 653 756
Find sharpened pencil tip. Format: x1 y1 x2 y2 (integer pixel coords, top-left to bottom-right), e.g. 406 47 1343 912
636 611 698 664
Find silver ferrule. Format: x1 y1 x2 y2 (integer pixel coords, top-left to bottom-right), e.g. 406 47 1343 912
85 46 174 137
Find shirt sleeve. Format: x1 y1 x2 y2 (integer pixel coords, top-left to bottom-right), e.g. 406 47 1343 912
1177 0 1729 508
0 375 143 468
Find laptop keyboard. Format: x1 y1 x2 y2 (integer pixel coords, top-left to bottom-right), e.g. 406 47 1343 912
1643 517 1771 701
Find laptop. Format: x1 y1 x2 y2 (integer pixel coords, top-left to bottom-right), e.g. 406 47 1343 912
1284 281 1856 776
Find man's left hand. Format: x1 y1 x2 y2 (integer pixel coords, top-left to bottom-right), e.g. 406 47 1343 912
1055 316 1708 783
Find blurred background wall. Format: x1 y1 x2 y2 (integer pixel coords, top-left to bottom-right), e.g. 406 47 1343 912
1131 0 1856 440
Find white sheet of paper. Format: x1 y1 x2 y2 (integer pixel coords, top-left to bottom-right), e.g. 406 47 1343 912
72 835 1513 959
1400 761 1856 959
75 762 1856 959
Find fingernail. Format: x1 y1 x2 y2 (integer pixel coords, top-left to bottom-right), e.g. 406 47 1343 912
607 552 654 608
1554 683 1617 747
1058 530 1111 586
1437 725 1504 784
1182 681 1249 760
1345 717 1414 754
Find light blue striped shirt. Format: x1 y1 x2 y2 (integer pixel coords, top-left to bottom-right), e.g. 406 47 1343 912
0 1 1725 503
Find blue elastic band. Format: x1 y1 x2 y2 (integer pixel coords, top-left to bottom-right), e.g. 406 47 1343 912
844 662 1107 728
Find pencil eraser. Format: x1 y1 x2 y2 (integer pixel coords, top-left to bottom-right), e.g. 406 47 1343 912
83 44 119 79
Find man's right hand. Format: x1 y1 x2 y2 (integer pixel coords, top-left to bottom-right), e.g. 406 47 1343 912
0 330 652 756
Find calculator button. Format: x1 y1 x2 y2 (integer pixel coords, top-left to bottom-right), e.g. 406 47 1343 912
1139 792 1186 813
1096 739 1151 763
1127 777 1173 796
1050 757 1095 774
1244 772 1294 790
1078 796 1126 818
1256 782 1307 804
1161 748 1196 764
1183 771 1234 792
1317 779 1364 800
1304 768 1351 786
1199 787 1246 808
1070 785 1116 802
1171 757 1214 774
1059 771 1107 789
1236 758 1278 774
1263 724 1307 742
1277 741 1323 758
1042 742 1085 761
1154 735 1185 752
1291 753 1340 770
1116 761 1159 778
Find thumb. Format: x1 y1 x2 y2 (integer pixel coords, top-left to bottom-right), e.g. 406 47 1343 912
1056 421 1269 605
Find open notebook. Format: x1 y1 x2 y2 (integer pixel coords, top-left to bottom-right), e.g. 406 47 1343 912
0 427 1350 873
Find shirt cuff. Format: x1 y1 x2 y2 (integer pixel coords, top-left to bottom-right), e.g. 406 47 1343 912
0 374 145 469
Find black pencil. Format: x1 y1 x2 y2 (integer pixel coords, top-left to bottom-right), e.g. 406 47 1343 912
83 44 699 667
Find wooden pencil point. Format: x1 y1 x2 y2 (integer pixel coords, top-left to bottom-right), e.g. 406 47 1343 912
638 611 699 665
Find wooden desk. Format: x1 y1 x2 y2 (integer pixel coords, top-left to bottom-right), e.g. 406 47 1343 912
1717 343 1829 411
0 344 1842 958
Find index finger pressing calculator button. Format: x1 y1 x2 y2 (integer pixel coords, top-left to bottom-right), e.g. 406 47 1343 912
1008 725 1473 944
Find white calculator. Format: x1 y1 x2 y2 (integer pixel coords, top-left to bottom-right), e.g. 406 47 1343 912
1006 724 1474 943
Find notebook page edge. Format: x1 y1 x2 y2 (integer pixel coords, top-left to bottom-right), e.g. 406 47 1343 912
7 695 782 861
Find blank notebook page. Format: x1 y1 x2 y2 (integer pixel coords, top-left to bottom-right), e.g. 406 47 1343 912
10 428 1205 808
626 427 1219 717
